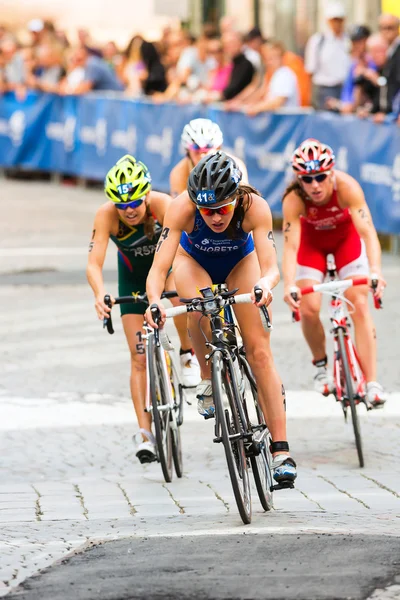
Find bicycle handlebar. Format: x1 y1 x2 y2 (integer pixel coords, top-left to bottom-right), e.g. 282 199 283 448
103 290 179 335
300 277 368 296
291 276 382 323
164 290 273 330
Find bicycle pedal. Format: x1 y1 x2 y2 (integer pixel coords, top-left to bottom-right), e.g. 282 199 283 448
271 481 295 491
203 412 215 420
213 436 223 444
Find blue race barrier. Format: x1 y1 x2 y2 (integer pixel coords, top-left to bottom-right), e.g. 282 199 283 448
0 92 399 233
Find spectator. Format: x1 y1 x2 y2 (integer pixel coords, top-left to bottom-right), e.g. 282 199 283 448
103 41 122 72
59 47 85 94
218 31 255 101
58 46 123 94
156 33 215 102
77 28 102 58
246 41 299 115
327 25 372 113
26 43 65 93
120 35 147 97
205 37 233 94
243 26 265 82
305 2 351 109
356 34 391 122
0 37 27 99
378 13 400 116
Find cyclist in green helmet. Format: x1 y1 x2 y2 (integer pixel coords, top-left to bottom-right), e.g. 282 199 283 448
87 154 200 464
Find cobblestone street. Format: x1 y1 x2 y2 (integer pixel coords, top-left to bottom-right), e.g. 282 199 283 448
1 180 399 599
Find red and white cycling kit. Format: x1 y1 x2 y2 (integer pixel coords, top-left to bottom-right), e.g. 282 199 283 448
296 181 369 283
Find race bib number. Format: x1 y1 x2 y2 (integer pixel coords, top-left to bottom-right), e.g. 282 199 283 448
117 182 134 195
196 190 216 204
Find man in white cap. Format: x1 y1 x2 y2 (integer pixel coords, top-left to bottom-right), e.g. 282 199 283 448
305 2 351 109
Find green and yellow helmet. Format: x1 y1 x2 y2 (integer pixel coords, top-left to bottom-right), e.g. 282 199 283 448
104 154 152 203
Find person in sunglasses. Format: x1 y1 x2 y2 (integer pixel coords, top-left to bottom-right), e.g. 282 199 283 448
169 117 248 198
86 154 200 464
282 138 386 407
145 151 297 486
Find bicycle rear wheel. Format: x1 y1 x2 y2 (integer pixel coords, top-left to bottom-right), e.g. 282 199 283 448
337 328 364 468
212 352 252 524
240 355 273 511
148 334 173 482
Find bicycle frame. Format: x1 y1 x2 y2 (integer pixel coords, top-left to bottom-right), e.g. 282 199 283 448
329 293 366 405
143 320 182 433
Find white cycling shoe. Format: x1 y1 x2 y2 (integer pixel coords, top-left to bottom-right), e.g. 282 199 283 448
180 351 201 388
313 365 335 396
134 429 157 464
366 381 386 408
196 379 215 419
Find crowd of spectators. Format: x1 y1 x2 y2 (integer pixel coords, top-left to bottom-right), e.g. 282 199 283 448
0 3 399 125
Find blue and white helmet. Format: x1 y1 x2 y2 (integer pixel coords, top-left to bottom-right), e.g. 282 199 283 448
181 118 223 152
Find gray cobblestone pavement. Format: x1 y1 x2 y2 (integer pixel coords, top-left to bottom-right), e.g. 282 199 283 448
0 180 399 598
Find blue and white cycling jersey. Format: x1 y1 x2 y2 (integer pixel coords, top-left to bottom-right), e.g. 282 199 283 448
180 209 254 282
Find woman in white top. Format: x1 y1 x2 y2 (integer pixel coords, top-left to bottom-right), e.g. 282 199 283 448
246 41 299 115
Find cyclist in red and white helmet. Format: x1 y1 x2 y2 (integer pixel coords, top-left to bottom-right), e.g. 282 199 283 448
282 138 387 407
169 118 248 197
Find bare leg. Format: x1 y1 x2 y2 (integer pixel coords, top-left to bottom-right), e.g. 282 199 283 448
296 279 325 361
165 271 192 349
228 252 287 451
345 283 377 381
172 250 213 378
122 314 150 439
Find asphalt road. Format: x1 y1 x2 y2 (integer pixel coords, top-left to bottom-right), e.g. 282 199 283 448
1 179 400 600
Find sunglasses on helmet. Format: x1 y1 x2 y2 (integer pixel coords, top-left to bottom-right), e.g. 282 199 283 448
298 172 330 184
189 143 216 152
198 198 237 217
114 197 145 210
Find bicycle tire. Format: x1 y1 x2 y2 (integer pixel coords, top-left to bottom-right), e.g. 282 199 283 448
171 372 183 478
240 356 274 511
148 334 173 482
212 352 252 524
337 328 364 468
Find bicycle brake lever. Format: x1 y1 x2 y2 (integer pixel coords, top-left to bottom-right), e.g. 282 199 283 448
103 294 114 334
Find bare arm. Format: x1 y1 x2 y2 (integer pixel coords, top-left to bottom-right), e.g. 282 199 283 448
343 177 385 295
245 195 280 306
169 160 187 198
86 205 113 319
148 191 172 224
282 194 303 308
146 196 192 325
246 95 288 116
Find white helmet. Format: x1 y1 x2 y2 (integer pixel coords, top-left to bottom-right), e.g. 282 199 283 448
181 118 223 152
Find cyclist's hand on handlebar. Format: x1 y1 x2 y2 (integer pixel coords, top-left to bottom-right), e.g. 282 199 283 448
145 302 166 329
252 279 273 307
284 285 301 310
95 294 114 320
370 274 386 300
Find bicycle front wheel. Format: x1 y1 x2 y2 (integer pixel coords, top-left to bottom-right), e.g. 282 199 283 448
337 328 364 468
212 352 252 525
148 334 173 482
241 356 274 511
171 359 184 478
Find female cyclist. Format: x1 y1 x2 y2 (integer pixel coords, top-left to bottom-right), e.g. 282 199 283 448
282 138 386 407
169 117 248 198
146 151 297 486
86 154 200 464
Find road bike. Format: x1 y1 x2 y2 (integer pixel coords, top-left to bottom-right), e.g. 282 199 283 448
103 291 187 482
291 254 382 468
154 285 292 525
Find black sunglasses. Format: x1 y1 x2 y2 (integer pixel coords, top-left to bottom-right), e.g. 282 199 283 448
298 172 330 184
